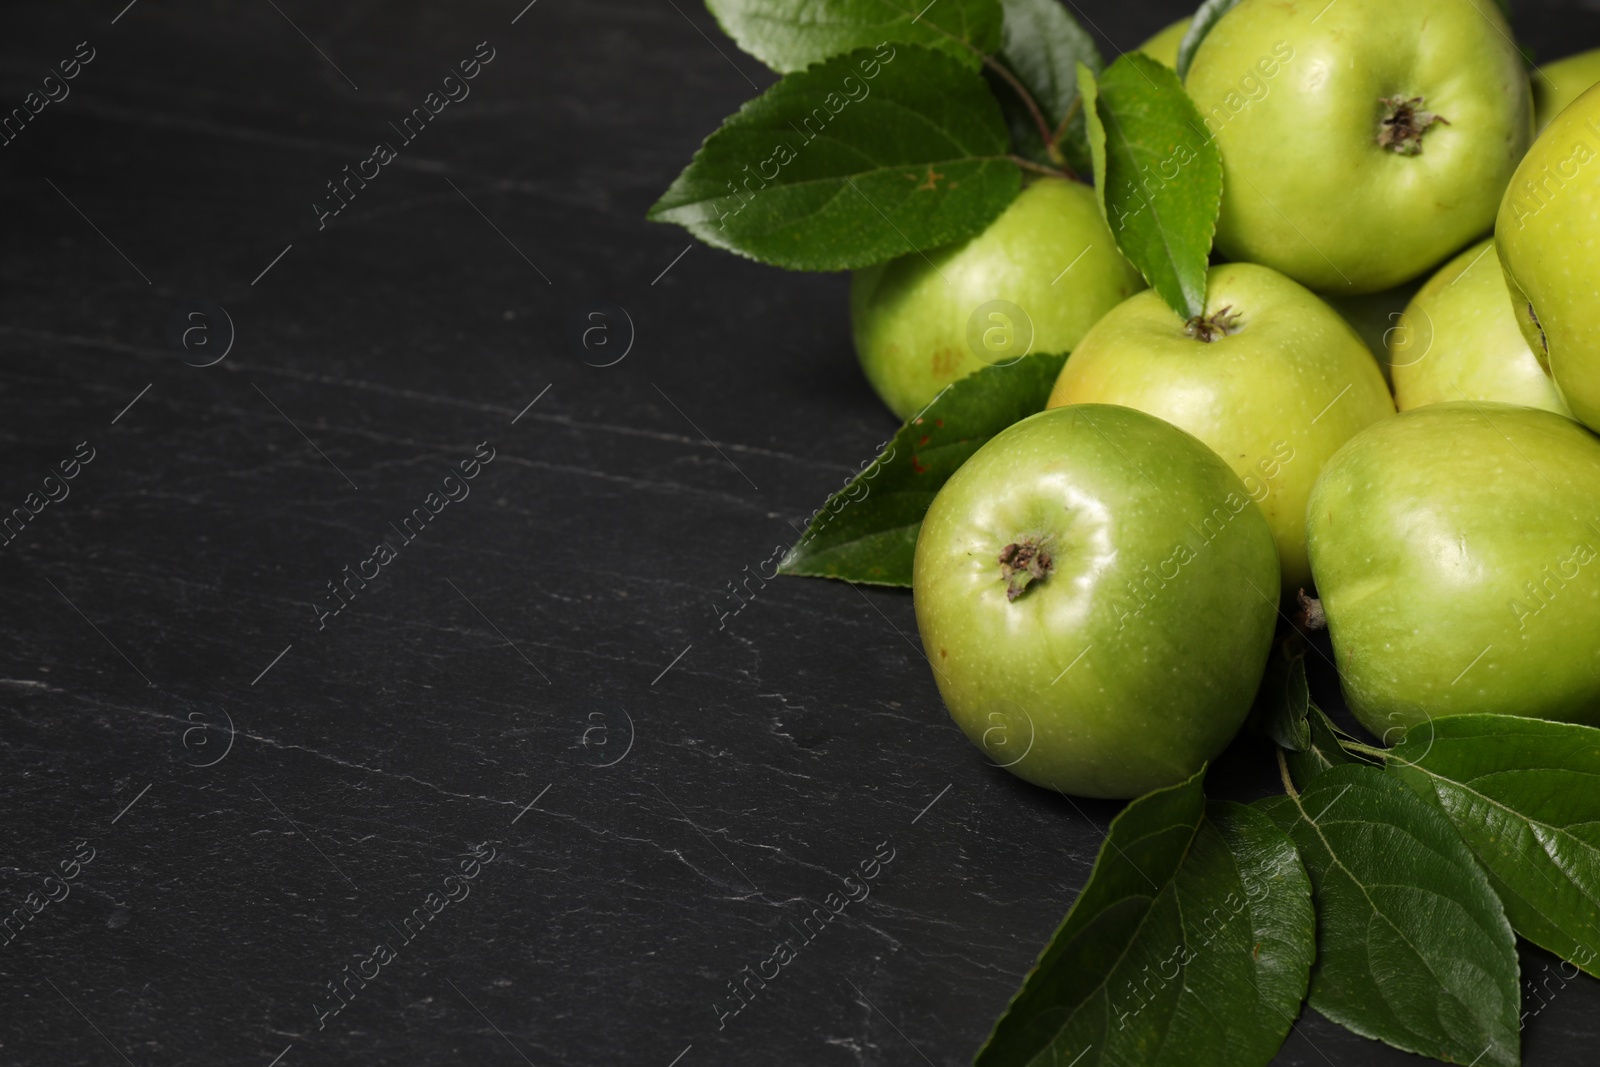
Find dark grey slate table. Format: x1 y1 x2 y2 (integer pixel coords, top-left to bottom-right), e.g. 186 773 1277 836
0 1 1595 1064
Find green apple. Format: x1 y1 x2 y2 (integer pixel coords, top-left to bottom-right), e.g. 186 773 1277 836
1307 403 1600 737
1534 48 1600 133
1047 262 1393 592
1186 0 1532 294
913 404 1279 798
1497 83 1600 431
1138 17 1190 69
851 178 1144 421
1389 238 1571 416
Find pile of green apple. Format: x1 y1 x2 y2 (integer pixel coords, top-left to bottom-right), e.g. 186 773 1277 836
652 1 1600 1061
871 5 1600 801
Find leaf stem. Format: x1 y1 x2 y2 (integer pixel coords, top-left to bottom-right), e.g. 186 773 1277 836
1275 747 1299 800
983 55 1065 165
1009 154 1074 181
1051 95 1083 148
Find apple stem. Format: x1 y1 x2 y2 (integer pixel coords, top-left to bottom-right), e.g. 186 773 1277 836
1295 590 1326 631
999 536 1055 601
1378 95 1449 155
1183 306 1242 343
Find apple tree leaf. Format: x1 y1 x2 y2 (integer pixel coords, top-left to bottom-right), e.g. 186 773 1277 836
1078 53 1221 320
991 0 1101 174
648 45 1021 272
1249 640 1312 752
1386 714 1600 979
1261 765 1521 1067
975 770 1314 1067
1174 0 1244 81
704 0 1003 74
1247 639 1367 788
779 350 1067 585
1283 702 1364 791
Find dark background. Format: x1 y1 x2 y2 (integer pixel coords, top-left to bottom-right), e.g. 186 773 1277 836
0 1 1596 1065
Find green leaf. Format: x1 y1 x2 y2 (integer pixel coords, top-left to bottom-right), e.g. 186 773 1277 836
992 0 1101 174
1261 765 1521 1067
1283 702 1363 791
1246 639 1366 788
1078 53 1221 320
1174 0 1244 81
1249 640 1312 752
649 44 1021 272
1386 715 1600 979
779 351 1066 585
976 770 1313 1067
704 0 1003 74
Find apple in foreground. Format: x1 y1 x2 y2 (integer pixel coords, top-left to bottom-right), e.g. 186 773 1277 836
1137 17 1190 68
851 178 1144 421
913 404 1279 799
1497 82 1600 432
1186 0 1531 294
1307 403 1600 738
1047 263 1393 592
1534 47 1600 132
1389 238 1570 416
